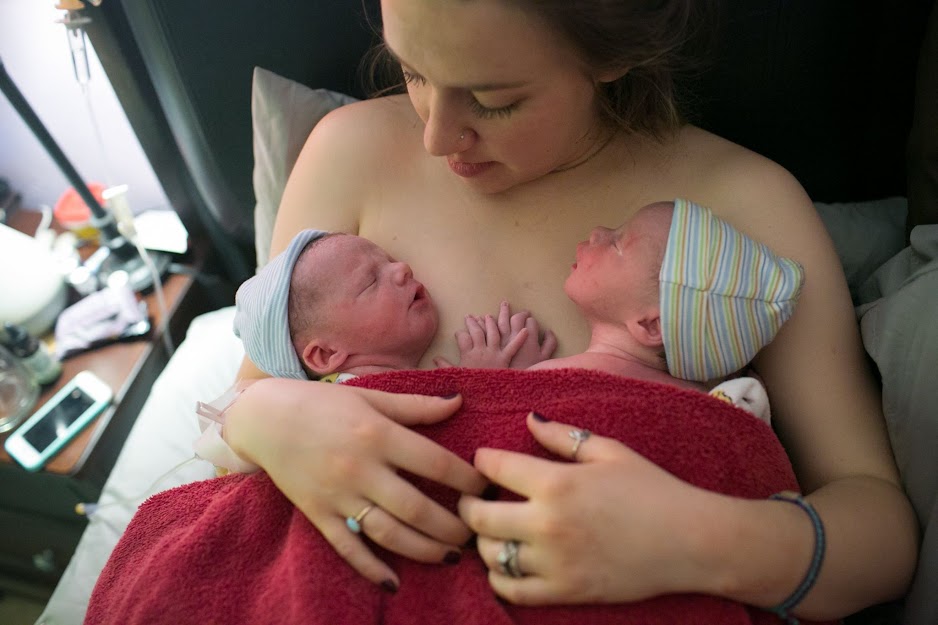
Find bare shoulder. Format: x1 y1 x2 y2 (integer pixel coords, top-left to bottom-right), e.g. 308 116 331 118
309 94 419 157
677 127 818 244
676 126 897 490
270 95 419 255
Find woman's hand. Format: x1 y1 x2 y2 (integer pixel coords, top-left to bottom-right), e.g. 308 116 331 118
459 412 716 605
224 377 489 590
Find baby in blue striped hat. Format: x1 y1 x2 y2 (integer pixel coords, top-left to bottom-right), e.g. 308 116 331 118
519 198 805 423
233 230 553 383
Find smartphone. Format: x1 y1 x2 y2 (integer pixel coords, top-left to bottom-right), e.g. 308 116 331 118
4 371 112 472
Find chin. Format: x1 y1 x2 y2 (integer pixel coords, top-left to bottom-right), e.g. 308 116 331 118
456 165 544 196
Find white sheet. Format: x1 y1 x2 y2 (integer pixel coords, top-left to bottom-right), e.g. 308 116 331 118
38 307 242 625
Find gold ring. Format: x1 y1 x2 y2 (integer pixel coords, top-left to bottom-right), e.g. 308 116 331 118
346 503 375 534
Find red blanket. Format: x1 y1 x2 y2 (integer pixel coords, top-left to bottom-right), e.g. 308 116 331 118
86 368 832 625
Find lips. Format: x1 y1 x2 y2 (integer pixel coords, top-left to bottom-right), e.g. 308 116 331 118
411 283 430 307
448 158 494 178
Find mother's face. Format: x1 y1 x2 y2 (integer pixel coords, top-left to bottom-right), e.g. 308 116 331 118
381 0 608 194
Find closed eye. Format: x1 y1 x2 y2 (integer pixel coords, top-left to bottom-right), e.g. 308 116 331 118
358 277 377 296
401 69 426 87
469 97 518 120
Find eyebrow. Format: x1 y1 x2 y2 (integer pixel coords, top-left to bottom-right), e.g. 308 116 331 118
384 44 527 92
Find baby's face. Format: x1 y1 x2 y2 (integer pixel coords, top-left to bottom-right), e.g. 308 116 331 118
564 208 669 322
306 235 438 360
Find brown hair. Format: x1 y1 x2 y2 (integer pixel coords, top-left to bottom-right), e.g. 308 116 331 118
362 0 718 139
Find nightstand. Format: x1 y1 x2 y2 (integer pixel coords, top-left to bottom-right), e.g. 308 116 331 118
0 211 215 599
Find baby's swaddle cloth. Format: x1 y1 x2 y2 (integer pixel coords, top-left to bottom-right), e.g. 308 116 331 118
88 368 832 625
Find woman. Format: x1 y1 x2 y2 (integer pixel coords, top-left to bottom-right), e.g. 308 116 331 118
224 0 919 620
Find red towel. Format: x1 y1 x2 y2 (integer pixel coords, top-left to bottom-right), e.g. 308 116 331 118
86 368 835 625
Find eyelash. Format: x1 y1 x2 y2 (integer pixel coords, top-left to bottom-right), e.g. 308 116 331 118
469 99 517 120
401 69 517 120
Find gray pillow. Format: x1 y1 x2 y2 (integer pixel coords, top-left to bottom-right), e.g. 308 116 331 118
856 224 938 625
814 197 907 302
251 67 358 269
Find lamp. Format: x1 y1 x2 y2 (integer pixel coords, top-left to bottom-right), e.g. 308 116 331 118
0 57 170 293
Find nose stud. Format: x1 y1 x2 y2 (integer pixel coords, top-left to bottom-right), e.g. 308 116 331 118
459 132 465 140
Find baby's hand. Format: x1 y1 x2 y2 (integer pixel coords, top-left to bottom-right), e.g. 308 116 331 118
439 312 529 369
433 301 557 370
495 300 557 369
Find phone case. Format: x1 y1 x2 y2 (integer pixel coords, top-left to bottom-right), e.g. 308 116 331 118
3 371 112 471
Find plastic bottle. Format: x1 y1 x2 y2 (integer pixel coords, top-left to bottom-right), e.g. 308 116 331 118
1 322 62 386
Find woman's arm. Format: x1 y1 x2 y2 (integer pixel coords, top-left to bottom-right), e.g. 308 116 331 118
709 162 920 616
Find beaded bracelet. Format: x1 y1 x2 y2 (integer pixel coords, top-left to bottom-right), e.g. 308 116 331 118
767 491 826 625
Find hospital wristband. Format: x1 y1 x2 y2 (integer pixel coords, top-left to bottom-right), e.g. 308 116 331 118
767 491 826 625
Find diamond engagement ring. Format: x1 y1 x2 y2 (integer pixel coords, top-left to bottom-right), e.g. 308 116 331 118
496 539 524 578
346 503 375 534
569 428 591 461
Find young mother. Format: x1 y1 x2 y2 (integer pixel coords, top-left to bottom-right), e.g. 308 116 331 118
225 0 918 620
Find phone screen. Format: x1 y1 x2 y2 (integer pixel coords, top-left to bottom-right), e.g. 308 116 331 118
24 388 95 452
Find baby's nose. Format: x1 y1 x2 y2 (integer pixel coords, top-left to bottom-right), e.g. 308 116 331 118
589 226 612 244
392 261 413 284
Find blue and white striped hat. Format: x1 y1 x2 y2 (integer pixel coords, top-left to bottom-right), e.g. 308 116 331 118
659 199 805 381
233 229 330 379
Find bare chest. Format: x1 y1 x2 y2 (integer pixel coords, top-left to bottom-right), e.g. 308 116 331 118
356 132 711 367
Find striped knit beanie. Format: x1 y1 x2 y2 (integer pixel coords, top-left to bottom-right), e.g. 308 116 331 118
659 199 805 381
233 229 329 379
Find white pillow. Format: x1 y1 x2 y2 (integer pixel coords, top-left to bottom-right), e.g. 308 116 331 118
251 67 358 269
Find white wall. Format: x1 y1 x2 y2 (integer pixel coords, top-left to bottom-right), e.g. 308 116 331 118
0 0 168 214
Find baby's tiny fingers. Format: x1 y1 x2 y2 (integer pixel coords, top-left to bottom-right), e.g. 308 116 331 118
497 301 512 337
466 316 486 346
455 330 473 354
510 311 531 335
540 330 558 359
484 315 501 347
502 327 530 361
524 316 541 337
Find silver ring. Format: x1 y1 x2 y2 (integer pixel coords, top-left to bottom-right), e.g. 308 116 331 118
496 539 524 578
569 428 591 461
345 503 375 534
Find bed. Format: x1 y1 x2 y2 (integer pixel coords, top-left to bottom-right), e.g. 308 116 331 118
38 1 938 624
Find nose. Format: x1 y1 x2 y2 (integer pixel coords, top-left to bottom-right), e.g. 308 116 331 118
390 261 413 285
422 90 471 156
588 226 613 245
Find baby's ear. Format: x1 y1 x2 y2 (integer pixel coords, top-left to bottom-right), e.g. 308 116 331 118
302 340 348 376
629 312 663 349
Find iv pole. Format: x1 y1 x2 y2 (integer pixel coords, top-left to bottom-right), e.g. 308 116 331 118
0 57 170 293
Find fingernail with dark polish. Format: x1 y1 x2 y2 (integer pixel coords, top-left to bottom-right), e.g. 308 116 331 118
531 412 550 422
443 551 461 565
381 580 398 594
482 484 500 500
442 393 459 400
